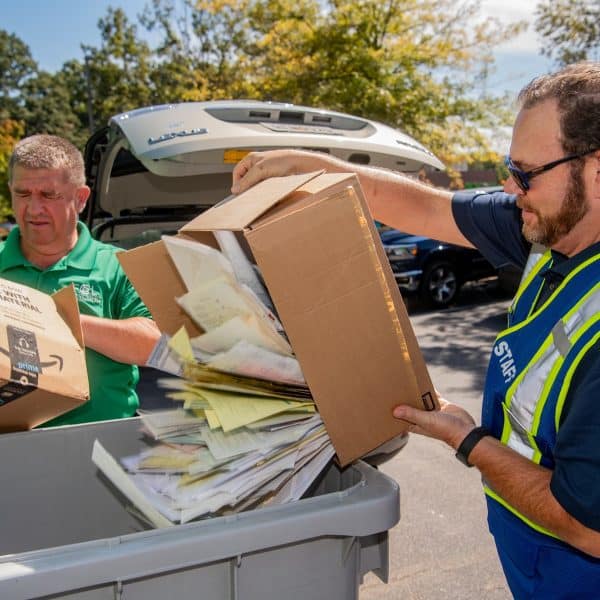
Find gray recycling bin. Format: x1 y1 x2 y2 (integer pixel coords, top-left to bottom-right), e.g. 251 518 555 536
0 417 399 600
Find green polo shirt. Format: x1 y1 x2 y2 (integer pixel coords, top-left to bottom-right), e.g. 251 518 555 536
0 222 152 426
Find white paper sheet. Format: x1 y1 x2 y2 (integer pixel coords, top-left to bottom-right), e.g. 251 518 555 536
207 340 304 384
162 235 234 291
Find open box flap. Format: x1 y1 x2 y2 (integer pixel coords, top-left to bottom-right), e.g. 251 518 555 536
51 284 85 350
118 241 202 337
180 171 322 232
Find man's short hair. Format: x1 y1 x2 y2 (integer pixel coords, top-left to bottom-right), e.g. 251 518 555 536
518 62 600 156
8 134 86 187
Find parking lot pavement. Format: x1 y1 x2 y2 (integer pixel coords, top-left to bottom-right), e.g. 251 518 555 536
360 286 512 599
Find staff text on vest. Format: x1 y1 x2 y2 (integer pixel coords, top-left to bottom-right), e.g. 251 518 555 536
494 340 517 383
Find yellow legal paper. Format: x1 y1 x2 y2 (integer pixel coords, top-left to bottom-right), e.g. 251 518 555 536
183 399 209 411
167 390 202 404
201 388 314 432
138 449 198 471
205 408 222 430
168 326 194 362
178 385 211 410
177 468 227 489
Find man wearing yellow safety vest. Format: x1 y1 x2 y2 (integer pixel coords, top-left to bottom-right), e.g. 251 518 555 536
231 62 600 598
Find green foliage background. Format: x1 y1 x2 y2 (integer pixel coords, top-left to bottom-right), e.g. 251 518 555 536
1 0 596 214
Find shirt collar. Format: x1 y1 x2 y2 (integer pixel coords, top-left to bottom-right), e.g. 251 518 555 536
0 222 96 271
545 241 600 281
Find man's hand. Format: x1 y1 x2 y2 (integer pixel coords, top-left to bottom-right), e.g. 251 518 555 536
394 395 600 557
393 396 476 450
231 149 342 195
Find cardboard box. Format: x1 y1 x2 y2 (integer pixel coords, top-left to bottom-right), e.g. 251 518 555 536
119 172 437 466
0 280 89 432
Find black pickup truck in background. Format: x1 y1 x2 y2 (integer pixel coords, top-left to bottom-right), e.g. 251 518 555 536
379 228 497 308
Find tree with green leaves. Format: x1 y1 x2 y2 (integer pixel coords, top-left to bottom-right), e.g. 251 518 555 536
135 0 523 173
0 31 35 216
535 0 600 65
0 119 23 217
2 1 525 186
19 71 86 145
140 0 254 101
0 30 36 120
78 7 155 130
0 29 87 148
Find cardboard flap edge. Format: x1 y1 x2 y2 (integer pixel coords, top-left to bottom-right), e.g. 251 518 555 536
52 284 85 349
118 241 202 337
295 171 358 194
181 171 324 232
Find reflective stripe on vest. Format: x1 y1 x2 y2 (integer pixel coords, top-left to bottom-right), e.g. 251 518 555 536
508 246 551 327
521 243 548 283
483 250 600 538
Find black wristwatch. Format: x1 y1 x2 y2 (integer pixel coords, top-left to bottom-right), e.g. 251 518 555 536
455 426 491 467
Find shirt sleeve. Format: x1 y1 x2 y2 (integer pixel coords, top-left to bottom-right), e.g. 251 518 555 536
452 190 530 269
550 341 600 531
114 271 153 319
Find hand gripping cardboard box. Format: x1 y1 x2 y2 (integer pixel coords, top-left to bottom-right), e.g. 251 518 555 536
119 172 437 466
0 279 89 432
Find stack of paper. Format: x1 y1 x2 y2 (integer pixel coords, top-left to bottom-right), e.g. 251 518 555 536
93 411 333 526
92 235 335 527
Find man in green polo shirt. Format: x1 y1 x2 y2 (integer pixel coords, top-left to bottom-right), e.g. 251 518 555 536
3 134 161 426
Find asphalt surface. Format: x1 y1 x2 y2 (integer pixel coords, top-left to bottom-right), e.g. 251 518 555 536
360 283 513 599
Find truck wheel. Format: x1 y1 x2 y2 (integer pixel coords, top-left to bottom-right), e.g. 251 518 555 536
420 260 459 307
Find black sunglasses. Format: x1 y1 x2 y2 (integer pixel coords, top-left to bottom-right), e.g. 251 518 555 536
504 149 598 192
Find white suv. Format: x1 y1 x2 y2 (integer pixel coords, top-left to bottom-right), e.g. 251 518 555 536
83 100 444 246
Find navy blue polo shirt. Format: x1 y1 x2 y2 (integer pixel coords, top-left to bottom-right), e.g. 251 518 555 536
452 190 600 531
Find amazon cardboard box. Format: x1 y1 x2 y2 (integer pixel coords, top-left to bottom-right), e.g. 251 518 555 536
119 172 437 466
0 280 89 432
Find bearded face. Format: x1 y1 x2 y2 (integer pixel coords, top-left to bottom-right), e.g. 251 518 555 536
519 161 589 246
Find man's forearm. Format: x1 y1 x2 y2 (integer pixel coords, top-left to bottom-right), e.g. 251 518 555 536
80 315 161 365
393 401 600 558
231 149 471 246
470 437 600 557
361 167 469 246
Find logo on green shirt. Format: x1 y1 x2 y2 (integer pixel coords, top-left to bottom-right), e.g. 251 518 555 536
75 283 102 306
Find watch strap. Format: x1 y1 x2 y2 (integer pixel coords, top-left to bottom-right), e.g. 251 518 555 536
455 426 491 467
